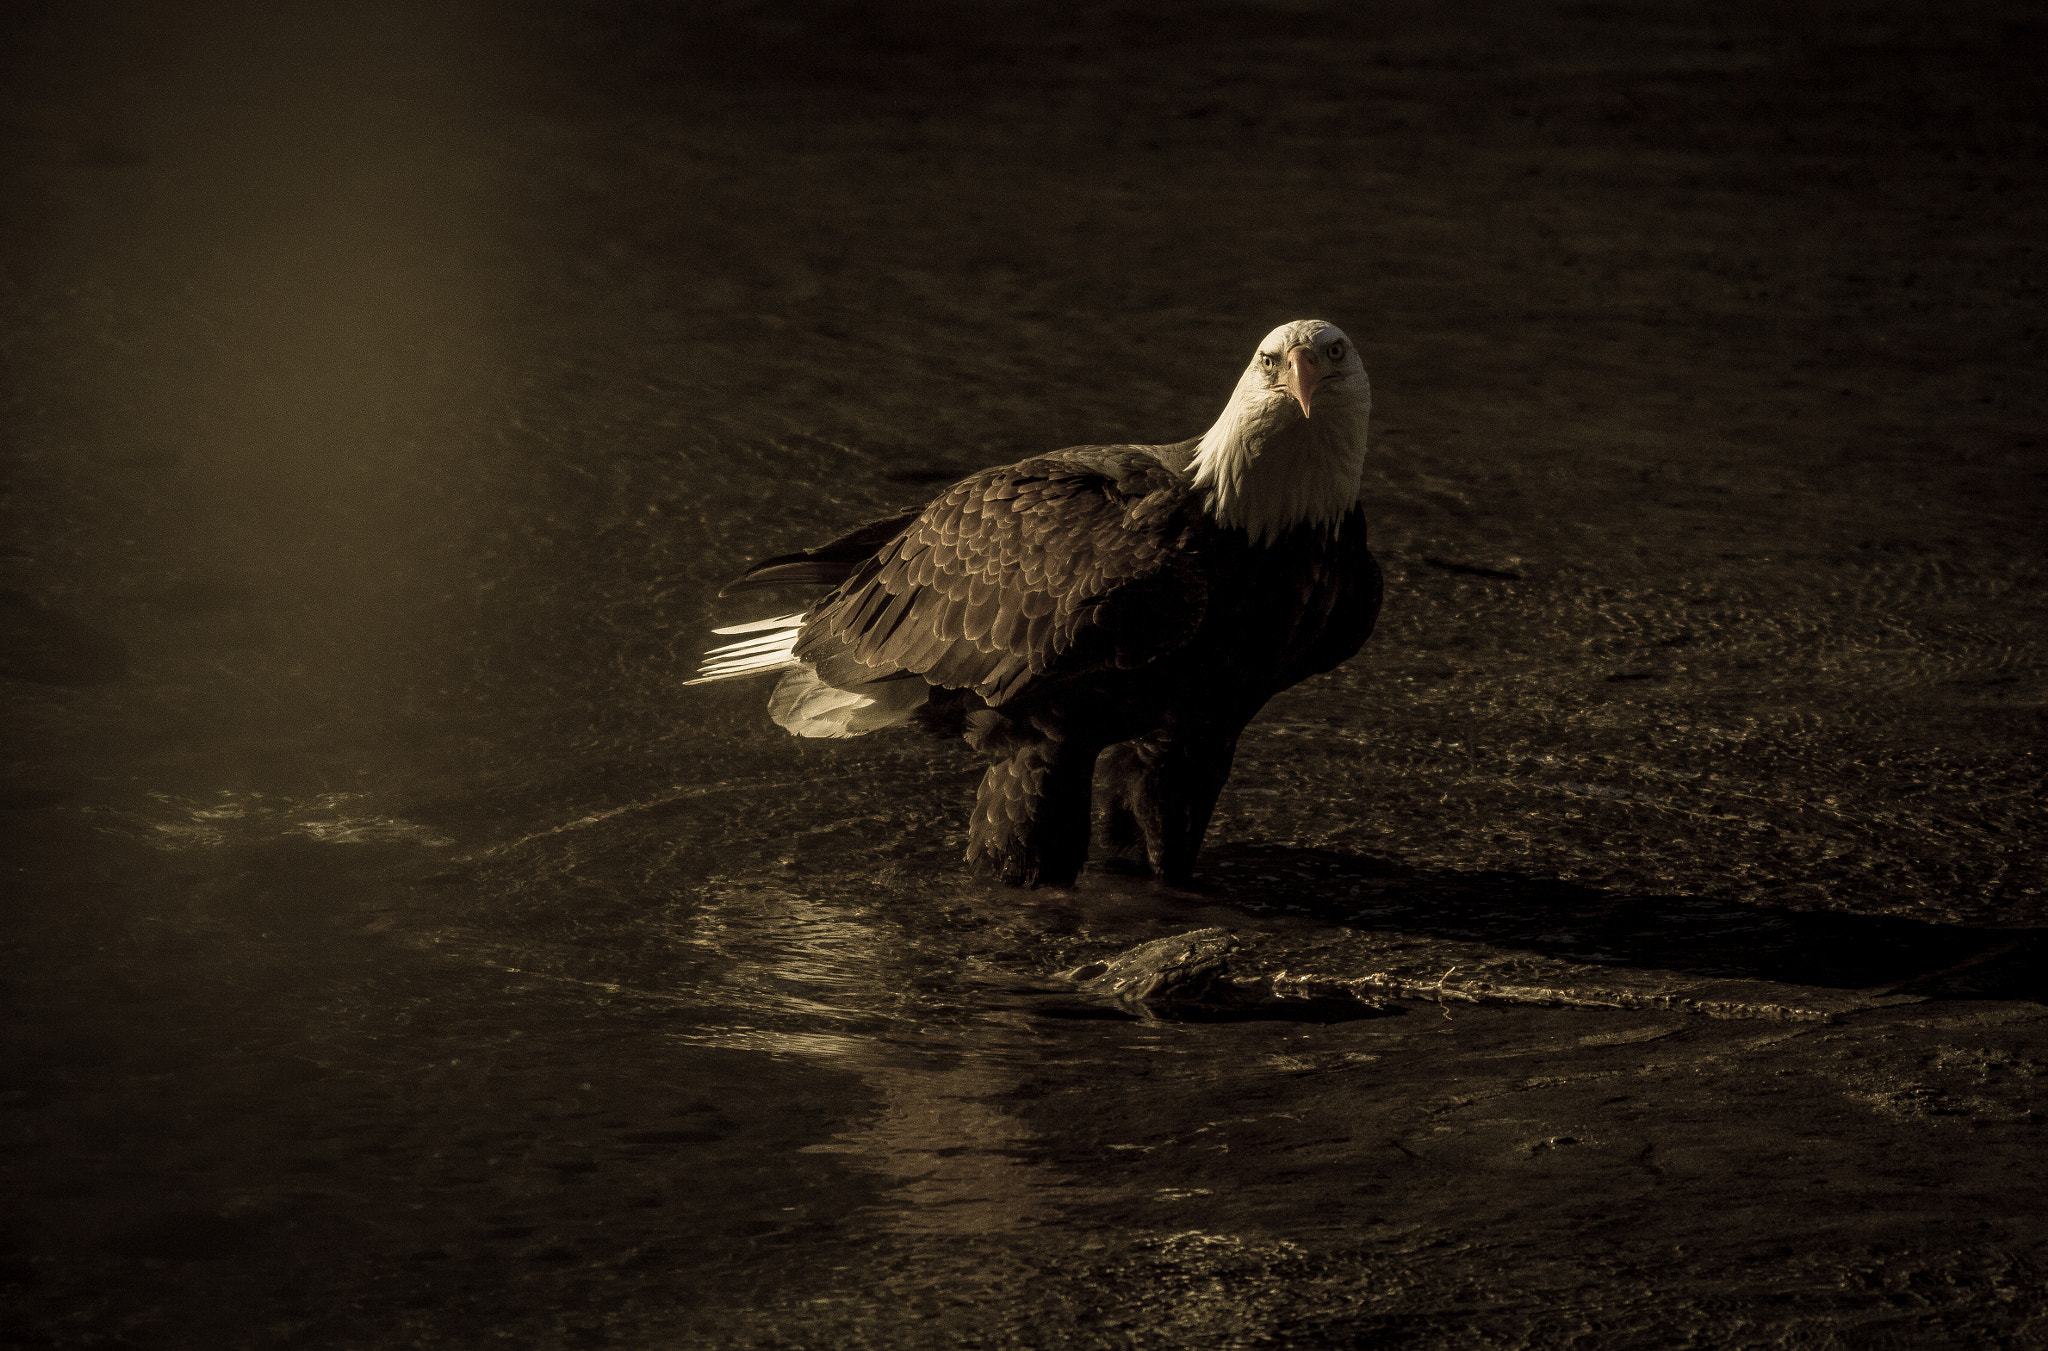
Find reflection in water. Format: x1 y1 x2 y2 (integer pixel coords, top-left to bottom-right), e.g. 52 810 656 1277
685 879 907 1037
678 874 1067 1233
603 866 1139 1239
805 1063 1076 1237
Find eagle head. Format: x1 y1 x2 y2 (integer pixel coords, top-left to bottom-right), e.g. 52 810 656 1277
1247 319 1366 421
1190 319 1372 543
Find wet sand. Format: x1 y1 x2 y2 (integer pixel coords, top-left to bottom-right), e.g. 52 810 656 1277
2 1 2044 1346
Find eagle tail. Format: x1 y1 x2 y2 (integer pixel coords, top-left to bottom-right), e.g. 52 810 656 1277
681 612 807 685
767 664 929 739
685 612 929 738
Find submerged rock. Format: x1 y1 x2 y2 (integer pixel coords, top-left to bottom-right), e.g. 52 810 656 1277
1054 928 1242 1006
1054 926 1900 1022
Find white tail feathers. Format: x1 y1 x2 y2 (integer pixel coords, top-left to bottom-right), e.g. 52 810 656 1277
767 665 929 738
682 612 806 685
684 610 930 739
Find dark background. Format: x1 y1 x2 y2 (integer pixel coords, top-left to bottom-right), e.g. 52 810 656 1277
2 2 2044 1347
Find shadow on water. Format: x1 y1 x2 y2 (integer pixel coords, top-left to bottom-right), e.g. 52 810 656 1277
1202 842 2048 1004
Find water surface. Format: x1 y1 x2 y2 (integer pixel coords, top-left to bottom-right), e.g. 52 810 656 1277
3 1 2044 1346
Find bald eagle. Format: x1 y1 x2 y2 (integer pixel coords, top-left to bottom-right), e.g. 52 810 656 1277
689 320 1383 887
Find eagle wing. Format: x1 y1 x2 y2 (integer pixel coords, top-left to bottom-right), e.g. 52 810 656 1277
794 447 1207 706
717 507 923 595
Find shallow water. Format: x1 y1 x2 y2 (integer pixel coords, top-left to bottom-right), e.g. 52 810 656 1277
3 1 2045 1346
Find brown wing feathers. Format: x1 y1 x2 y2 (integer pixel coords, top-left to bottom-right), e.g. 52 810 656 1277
790 453 1201 704
717 507 922 596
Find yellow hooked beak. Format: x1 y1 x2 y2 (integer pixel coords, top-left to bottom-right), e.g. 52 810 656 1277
1281 346 1320 418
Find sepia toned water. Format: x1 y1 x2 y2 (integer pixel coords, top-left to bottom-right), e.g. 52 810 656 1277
3 2 2044 1346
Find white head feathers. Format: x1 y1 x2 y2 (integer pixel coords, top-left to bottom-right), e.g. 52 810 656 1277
1189 319 1370 544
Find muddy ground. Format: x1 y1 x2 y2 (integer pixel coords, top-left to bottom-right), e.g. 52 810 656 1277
2 1 2045 1347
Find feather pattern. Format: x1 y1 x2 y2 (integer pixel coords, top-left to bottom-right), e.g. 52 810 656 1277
683 613 806 684
788 447 1206 705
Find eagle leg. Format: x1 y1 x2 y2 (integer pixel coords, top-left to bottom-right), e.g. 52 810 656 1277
965 732 1103 888
1095 760 1150 868
1097 723 1245 886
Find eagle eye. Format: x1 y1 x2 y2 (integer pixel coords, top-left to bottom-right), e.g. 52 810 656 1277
1326 341 1344 360
1259 352 1277 370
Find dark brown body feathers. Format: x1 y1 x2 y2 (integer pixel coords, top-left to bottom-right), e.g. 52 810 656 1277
720 440 1382 886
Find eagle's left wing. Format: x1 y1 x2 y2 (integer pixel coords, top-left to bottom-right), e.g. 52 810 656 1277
796 446 1208 706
